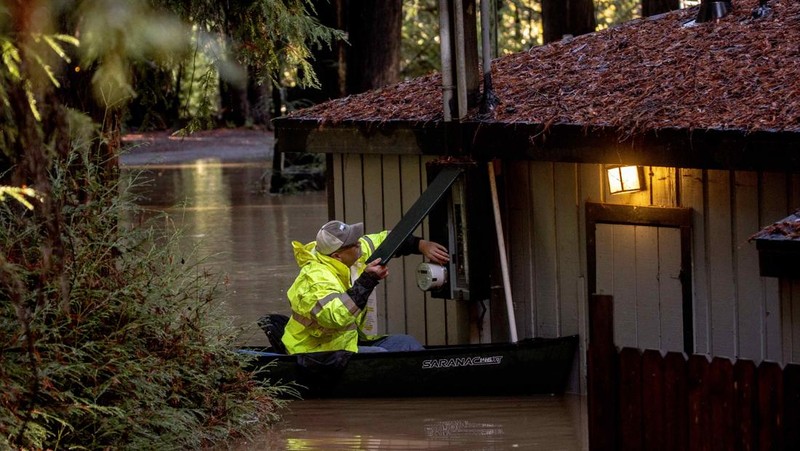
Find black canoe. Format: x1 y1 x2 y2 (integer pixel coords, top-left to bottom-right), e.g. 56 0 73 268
240 326 578 398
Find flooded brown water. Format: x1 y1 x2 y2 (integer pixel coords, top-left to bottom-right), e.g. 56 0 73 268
122 154 587 450
124 159 326 347
233 395 587 450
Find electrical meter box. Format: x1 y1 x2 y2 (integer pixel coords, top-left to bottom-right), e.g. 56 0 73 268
425 162 492 301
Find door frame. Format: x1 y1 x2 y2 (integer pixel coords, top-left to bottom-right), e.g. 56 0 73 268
585 202 694 354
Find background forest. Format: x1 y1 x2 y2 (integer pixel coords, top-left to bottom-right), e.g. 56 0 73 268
126 0 702 133
1 0 701 449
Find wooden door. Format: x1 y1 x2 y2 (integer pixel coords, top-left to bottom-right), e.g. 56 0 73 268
586 203 693 354
595 224 683 351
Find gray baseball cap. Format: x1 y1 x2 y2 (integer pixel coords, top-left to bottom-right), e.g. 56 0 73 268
315 220 364 255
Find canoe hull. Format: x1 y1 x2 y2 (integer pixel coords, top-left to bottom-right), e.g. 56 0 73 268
244 335 578 398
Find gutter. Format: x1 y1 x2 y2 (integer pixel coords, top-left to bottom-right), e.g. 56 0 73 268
273 118 800 173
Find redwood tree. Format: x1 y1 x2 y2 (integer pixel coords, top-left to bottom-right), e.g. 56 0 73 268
288 0 402 102
270 0 402 192
541 0 597 44
642 0 680 17
345 0 403 94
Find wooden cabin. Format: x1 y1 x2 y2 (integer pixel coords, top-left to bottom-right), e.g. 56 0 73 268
274 0 800 400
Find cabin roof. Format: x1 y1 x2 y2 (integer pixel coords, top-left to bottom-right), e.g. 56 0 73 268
751 211 800 242
275 1 800 171
751 209 800 278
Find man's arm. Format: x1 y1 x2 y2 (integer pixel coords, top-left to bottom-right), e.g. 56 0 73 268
347 259 389 309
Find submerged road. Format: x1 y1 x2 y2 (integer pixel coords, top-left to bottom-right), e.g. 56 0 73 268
121 128 273 166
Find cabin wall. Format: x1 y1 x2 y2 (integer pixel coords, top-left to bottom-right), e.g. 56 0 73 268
678 169 794 361
507 163 800 392
331 153 800 393
782 279 800 363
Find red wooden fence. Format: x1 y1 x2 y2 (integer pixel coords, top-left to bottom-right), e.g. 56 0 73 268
588 294 800 450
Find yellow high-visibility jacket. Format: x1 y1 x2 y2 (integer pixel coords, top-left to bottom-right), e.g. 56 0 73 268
282 231 388 354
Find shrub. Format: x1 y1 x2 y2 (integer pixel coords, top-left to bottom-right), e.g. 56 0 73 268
1 147 289 450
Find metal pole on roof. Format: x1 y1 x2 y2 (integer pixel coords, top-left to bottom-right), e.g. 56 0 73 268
480 0 492 74
453 0 468 120
479 0 499 115
438 0 454 122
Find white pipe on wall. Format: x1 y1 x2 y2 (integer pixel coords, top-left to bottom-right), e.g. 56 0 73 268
488 160 518 343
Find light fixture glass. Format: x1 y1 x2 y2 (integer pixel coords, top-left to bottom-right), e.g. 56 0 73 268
607 165 645 194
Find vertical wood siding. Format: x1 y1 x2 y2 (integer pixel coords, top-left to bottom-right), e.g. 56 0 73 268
761 173 786 359
684 169 793 362
398 157 430 341
332 154 800 390
680 169 711 354
511 163 798 390
706 169 737 358
380 156 404 333
529 163 560 337
507 163 536 338
555 164 582 339
784 280 800 363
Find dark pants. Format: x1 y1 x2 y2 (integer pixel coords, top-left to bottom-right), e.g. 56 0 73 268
358 334 424 352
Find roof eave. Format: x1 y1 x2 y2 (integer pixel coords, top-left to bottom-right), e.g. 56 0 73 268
274 117 800 172
274 117 447 156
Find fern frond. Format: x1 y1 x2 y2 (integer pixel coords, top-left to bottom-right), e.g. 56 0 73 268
0 186 43 210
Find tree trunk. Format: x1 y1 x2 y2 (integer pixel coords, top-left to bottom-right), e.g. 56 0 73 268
57 18 120 185
642 0 680 17
541 0 597 44
219 0 252 126
219 75 249 126
287 0 346 104
271 1 401 193
129 63 178 130
345 0 402 94
247 67 272 126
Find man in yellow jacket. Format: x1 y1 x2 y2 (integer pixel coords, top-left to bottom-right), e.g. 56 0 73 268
282 220 450 354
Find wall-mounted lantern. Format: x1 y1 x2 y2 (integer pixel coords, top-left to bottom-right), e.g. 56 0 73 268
606 165 645 195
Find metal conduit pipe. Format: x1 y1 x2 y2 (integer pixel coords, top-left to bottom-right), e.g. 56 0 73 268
438 0 454 122
480 0 491 79
479 0 498 115
453 0 468 120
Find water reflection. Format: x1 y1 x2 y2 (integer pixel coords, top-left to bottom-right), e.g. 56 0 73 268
233 395 587 450
124 160 328 346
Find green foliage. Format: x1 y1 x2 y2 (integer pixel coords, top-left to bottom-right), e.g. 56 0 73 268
0 137 291 450
0 186 42 210
596 0 640 29
400 0 544 79
495 0 543 54
177 34 222 132
401 0 442 79
78 0 191 109
399 1 700 80
130 0 347 130
227 0 346 89
1 1 297 448
0 30 78 124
